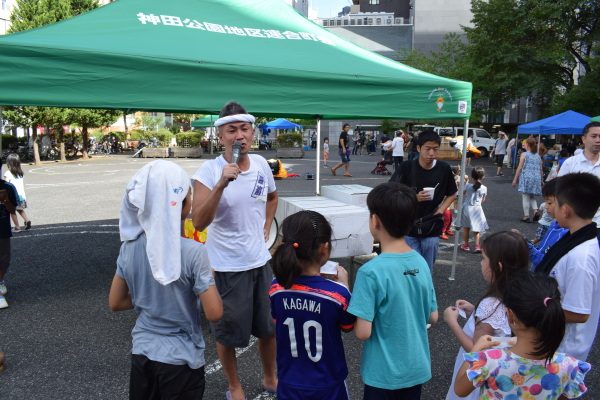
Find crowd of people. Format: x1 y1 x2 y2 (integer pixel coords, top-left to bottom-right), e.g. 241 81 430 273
1 101 599 398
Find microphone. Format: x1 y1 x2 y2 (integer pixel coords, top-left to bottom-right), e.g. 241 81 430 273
231 142 242 165
229 142 243 181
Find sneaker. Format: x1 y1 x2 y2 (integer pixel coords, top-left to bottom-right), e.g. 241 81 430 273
0 297 8 309
440 234 449 240
445 230 455 236
473 245 482 253
460 245 470 251
0 283 6 295
25 220 31 230
11 227 21 233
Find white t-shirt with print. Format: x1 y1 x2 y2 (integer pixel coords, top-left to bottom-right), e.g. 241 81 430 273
192 154 276 272
550 238 600 361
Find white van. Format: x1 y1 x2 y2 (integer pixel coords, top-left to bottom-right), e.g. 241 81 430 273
434 127 496 158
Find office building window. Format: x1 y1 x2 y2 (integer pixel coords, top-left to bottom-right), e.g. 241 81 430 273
343 19 348 25
323 20 328 26
336 19 341 25
350 19 355 25
357 18 362 25
369 0 379 4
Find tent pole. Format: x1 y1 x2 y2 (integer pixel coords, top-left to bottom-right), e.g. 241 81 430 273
0 106 3 154
210 115 214 155
316 120 321 195
449 118 469 281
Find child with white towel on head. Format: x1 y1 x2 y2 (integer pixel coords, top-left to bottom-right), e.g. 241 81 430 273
109 160 222 400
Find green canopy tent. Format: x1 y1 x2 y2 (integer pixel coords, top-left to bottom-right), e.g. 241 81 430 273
0 0 471 120
0 0 473 279
191 115 219 128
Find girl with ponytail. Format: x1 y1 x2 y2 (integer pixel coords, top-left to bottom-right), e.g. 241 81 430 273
269 210 355 400
460 166 488 253
454 271 590 399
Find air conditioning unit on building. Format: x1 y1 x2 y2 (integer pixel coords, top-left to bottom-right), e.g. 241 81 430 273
395 18 403 24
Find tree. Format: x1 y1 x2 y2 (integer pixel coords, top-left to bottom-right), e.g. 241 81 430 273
68 109 120 159
463 0 599 117
6 0 100 164
135 112 164 131
8 0 71 33
552 56 600 116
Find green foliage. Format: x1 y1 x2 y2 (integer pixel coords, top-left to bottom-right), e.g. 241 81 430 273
463 0 599 117
169 124 181 134
175 132 204 147
380 119 400 133
552 57 600 116
276 132 302 147
135 112 164 131
68 109 121 131
1 134 20 149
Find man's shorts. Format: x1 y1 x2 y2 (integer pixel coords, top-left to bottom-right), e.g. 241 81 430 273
338 149 350 163
495 154 505 167
210 264 275 348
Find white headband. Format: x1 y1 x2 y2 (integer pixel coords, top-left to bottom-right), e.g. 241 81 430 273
214 114 255 127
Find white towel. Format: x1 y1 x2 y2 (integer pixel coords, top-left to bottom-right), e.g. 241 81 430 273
119 160 190 285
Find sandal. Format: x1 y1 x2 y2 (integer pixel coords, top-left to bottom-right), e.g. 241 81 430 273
532 212 541 222
343 174 353 177
520 217 530 223
330 168 336 176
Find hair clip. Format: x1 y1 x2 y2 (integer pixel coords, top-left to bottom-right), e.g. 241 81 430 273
543 297 551 307
293 243 299 248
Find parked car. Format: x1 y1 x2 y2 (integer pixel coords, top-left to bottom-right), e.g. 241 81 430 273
434 127 496 157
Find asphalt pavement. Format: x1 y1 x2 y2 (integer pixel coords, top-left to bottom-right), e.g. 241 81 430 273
1 149 598 399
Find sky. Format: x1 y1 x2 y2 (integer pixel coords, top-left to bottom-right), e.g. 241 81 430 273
311 0 353 18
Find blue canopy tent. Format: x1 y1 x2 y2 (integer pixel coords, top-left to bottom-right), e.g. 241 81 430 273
258 118 302 130
517 110 590 135
516 110 590 169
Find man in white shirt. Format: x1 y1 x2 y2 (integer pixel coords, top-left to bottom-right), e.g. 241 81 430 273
192 101 278 400
559 121 600 239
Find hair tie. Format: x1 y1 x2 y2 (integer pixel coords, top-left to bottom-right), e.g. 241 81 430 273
292 242 299 248
543 297 551 307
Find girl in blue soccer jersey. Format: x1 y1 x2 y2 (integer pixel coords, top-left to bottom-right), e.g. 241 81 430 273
270 210 355 400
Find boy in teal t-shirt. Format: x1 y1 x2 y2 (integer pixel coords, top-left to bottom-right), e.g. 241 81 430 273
348 182 438 399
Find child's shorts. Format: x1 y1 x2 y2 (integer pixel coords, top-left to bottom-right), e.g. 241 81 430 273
278 380 349 400
535 224 550 241
364 383 422 400
16 199 27 211
130 354 205 400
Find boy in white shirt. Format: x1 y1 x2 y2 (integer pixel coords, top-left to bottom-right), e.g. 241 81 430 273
535 172 600 361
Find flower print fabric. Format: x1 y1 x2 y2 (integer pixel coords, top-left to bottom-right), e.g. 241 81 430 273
464 349 590 399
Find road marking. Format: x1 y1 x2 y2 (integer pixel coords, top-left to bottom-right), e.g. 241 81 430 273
205 337 258 375
11 231 117 239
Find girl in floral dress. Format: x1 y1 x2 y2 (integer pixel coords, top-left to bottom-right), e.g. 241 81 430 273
454 271 589 400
